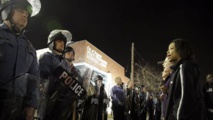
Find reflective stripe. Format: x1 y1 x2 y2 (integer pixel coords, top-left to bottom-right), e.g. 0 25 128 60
177 65 184 120
208 109 213 113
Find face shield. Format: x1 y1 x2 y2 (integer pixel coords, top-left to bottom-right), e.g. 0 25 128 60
27 0 41 17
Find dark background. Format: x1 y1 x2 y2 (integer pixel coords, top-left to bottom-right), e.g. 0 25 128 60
26 0 213 79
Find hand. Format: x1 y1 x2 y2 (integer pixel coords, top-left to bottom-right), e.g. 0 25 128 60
23 107 35 120
160 85 168 94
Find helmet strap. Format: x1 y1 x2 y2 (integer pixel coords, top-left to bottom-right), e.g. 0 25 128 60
65 58 73 63
9 17 26 35
52 41 65 53
8 8 30 35
53 47 64 53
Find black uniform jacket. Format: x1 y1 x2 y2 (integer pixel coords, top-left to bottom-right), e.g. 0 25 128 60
165 60 207 120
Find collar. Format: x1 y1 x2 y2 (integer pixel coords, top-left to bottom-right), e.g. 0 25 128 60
51 51 64 61
170 59 195 71
0 23 8 30
51 50 62 56
170 60 181 71
0 23 25 38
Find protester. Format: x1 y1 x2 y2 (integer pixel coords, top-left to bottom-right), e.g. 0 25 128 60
159 57 173 119
165 38 207 120
203 73 213 120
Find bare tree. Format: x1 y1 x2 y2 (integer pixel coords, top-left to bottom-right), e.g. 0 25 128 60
134 62 162 94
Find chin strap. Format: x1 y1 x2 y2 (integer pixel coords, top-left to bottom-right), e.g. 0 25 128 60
9 16 29 35
65 58 74 62
53 47 65 54
9 19 25 34
52 42 66 56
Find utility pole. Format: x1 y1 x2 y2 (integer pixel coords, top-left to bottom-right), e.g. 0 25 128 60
130 43 134 84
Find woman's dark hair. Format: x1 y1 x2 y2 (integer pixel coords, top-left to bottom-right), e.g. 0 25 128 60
170 38 195 61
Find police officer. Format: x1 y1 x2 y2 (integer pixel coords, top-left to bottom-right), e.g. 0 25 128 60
64 44 84 120
64 43 83 84
0 0 41 120
81 78 97 120
95 75 108 120
82 75 108 120
38 29 73 120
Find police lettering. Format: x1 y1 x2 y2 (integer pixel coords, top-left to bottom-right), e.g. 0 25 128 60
91 98 98 105
103 98 109 104
59 71 85 97
90 98 110 105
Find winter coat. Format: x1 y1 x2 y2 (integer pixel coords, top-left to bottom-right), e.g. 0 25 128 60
165 60 207 120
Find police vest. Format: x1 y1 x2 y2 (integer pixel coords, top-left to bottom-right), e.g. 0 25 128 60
90 96 110 105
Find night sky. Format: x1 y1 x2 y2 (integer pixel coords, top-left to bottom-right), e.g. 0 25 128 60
26 0 213 79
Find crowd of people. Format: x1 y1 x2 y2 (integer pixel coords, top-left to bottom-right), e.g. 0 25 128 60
110 76 165 120
110 39 213 120
0 0 213 120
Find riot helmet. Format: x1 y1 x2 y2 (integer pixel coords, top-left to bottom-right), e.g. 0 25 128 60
0 0 41 18
94 75 104 94
0 0 41 32
64 45 75 62
64 45 74 53
64 41 75 53
95 75 103 86
47 29 72 52
95 75 103 81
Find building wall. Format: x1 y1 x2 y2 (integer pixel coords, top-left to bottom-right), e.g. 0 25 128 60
70 40 130 85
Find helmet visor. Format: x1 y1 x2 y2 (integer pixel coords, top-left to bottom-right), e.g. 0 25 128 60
27 0 41 16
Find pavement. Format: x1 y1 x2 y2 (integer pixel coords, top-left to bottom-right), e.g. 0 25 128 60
108 118 113 120
107 114 113 120
107 115 149 120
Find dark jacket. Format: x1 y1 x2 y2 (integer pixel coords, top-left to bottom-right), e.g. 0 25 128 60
39 51 74 120
0 23 40 108
203 82 213 109
165 60 207 120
